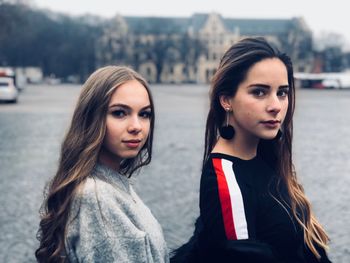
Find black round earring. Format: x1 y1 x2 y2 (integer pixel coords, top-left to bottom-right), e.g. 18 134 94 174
219 108 235 140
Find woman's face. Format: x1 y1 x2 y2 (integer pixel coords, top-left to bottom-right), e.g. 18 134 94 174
226 58 289 141
99 79 152 169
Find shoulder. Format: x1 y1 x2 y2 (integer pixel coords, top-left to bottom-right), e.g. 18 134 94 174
200 153 256 198
75 176 133 212
68 177 105 222
67 177 142 238
73 177 106 204
200 154 238 198
70 177 97 208
70 176 127 220
201 153 238 182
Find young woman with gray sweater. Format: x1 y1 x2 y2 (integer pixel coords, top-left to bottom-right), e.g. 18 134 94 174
35 66 169 263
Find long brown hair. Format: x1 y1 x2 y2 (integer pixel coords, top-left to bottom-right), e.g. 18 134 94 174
204 37 329 259
35 66 155 262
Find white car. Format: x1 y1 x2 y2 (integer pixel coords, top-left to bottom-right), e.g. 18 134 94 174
0 77 19 103
322 79 340 89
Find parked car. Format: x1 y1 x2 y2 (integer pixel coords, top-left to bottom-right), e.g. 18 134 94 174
295 72 350 89
0 77 19 103
322 79 340 89
0 67 26 91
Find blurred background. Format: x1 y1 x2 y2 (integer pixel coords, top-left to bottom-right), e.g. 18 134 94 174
2 0 350 86
1 0 349 262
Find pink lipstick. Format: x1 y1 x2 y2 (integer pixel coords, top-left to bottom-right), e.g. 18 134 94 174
123 139 141 148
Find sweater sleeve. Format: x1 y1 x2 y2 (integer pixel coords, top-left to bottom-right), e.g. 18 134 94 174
65 178 153 263
200 158 251 242
198 157 277 263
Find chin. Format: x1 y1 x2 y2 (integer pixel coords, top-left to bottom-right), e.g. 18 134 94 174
259 132 279 140
120 154 138 160
120 151 140 159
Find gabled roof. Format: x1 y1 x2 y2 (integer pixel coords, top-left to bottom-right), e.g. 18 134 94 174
123 14 301 36
189 13 210 32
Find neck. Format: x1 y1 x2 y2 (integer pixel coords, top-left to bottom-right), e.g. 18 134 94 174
213 133 259 160
98 149 121 171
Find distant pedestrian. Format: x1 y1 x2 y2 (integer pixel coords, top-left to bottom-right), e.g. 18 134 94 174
171 37 332 262
35 66 169 262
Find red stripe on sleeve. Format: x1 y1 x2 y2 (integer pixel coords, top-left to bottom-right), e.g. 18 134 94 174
212 158 237 240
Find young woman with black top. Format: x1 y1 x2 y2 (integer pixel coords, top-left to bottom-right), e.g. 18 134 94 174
171 37 331 263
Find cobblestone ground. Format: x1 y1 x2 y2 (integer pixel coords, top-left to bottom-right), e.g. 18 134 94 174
0 84 349 262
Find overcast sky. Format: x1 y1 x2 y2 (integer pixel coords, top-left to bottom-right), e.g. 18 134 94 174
33 0 350 47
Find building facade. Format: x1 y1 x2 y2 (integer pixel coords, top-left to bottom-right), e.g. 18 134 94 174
96 13 313 83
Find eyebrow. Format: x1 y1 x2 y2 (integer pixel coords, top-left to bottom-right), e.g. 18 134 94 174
248 84 289 89
109 103 151 111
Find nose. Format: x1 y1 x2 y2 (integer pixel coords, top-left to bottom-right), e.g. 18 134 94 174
266 95 281 114
127 115 142 134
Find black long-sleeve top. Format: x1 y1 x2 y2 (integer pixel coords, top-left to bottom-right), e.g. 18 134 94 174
198 153 331 263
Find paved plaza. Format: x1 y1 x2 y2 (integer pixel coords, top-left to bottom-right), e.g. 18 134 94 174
0 84 349 262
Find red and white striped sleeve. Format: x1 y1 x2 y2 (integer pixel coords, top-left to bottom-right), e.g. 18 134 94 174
200 157 250 242
212 158 249 240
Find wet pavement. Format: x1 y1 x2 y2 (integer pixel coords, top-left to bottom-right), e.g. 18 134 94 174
0 84 349 262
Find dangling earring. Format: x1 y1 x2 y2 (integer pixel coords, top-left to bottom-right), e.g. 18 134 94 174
219 108 235 140
275 129 283 140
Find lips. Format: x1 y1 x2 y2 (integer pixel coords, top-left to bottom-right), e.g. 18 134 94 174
261 120 280 128
262 120 280 124
123 139 142 148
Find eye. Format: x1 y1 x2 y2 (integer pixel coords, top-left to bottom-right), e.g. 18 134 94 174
111 109 126 118
139 110 152 119
251 88 266 97
277 88 289 97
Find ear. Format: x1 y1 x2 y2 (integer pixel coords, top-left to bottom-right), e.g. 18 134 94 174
219 95 232 110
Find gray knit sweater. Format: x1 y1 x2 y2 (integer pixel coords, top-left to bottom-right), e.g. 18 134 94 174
65 164 169 263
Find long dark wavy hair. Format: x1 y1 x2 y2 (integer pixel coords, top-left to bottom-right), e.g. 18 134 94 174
203 37 329 259
35 65 155 262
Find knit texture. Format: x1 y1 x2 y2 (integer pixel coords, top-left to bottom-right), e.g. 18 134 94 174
65 163 169 263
